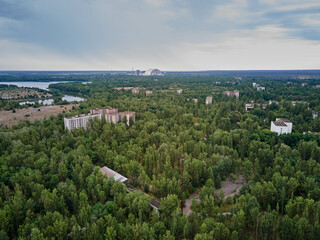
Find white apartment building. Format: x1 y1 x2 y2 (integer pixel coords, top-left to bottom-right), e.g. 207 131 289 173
65 108 135 130
64 113 101 130
206 96 213 105
177 89 183 94
270 118 292 135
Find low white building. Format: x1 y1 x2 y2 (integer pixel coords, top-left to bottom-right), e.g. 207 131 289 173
177 89 183 94
257 86 265 91
100 166 128 183
270 118 292 135
312 111 318 119
146 90 153 96
193 98 198 103
206 96 212 105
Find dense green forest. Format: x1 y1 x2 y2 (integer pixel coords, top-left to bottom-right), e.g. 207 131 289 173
1 74 320 239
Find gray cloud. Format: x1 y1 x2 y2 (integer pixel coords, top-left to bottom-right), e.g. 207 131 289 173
0 0 319 70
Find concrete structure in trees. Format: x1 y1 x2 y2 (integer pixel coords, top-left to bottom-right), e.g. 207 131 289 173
100 166 128 183
224 90 239 98
206 96 212 105
64 107 135 130
270 118 292 135
64 113 101 130
177 89 183 94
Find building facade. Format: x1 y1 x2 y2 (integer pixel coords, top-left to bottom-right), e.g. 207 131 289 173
257 86 265 91
64 113 101 131
177 89 183 94
206 96 213 105
65 107 135 130
132 87 141 94
270 118 292 135
146 90 153 96
224 90 239 98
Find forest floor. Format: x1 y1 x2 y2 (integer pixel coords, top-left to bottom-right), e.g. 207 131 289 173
183 174 246 216
0 104 77 126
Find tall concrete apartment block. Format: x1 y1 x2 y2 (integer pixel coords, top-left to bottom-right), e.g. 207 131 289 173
90 108 135 125
64 113 101 130
206 96 212 104
64 107 135 130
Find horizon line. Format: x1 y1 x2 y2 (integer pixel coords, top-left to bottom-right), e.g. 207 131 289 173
1 69 320 72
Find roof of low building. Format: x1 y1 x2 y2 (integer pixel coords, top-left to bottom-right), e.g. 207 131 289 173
276 118 292 123
100 167 128 183
272 121 288 127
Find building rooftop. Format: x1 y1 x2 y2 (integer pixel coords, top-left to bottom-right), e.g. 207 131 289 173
100 167 128 183
64 113 100 120
272 121 288 127
276 118 292 123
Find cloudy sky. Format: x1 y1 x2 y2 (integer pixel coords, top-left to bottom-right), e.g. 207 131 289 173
0 0 320 70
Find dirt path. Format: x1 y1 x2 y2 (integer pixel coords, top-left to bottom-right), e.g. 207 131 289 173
183 190 200 216
183 174 246 216
215 174 246 200
0 104 77 127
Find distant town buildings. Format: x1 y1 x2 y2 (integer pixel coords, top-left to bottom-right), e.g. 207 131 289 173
291 101 308 106
132 87 141 94
301 83 308 87
115 87 134 91
257 86 265 91
245 102 267 111
177 89 183 94
271 118 292 135
100 166 128 183
206 96 213 105
253 83 265 91
269 100 279 105
64 107 135 130
315 85 320 88
193 98 198 103
224 90 239 98
146 90 153 96
312 111 318 119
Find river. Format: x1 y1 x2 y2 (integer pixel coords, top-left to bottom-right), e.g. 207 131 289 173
0 81 85 103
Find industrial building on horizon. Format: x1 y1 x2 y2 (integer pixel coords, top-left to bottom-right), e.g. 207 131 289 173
130 68 163 76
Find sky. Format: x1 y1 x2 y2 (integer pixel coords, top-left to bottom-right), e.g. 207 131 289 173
0 0 320 71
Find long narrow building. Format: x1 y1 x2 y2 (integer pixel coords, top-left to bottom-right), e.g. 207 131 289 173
64 107 135 130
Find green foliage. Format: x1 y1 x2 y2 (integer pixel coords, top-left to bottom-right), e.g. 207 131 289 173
1 74 320 239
